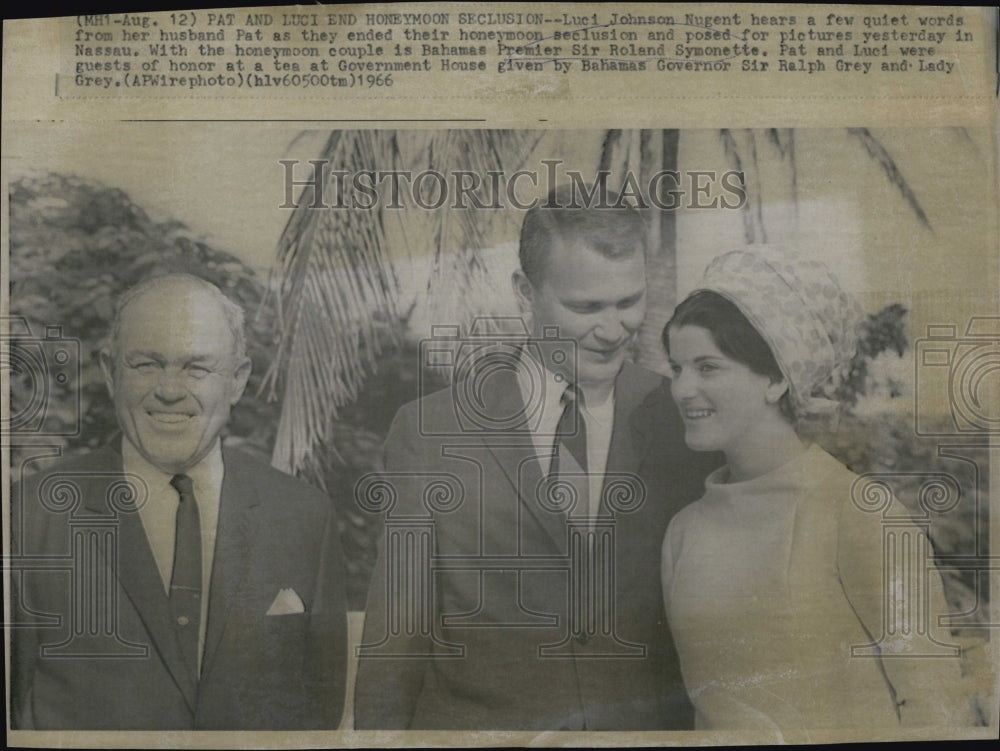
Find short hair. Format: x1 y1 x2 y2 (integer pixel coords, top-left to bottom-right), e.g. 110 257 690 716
109 273 247 362
518 183 647 285
663 290 796 423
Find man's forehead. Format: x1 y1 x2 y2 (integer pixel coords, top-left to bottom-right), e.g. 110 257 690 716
541 239 645 294
124 278 222 310
117 286 234 346
549 231 642 259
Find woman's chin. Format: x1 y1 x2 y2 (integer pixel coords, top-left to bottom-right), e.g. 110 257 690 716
683 432 719 453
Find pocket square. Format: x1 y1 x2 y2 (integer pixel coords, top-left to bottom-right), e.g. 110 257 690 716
266 587 305 616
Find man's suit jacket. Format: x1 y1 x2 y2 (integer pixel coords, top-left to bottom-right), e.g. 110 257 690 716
354 361 721 730
10 442 347 729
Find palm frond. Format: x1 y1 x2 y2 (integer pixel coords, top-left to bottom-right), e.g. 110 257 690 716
262 131 402 477
765 128 798 211
847 128 932 230
786 129 798 213
421 130 544 336
720 129 762 245
598 130 623 174
635 129 679 375
746 130 768 244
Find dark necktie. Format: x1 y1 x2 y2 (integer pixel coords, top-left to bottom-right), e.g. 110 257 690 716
169 474 201 681
550 383 588 478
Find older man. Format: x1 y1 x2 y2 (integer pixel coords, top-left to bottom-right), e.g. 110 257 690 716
11 273 347 729
355 187 720 730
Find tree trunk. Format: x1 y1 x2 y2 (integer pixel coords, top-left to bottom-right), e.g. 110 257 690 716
636 129 679 376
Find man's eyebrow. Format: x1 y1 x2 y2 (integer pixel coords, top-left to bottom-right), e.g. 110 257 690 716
124 350 165 361
123 351 221 364
562 290 645 306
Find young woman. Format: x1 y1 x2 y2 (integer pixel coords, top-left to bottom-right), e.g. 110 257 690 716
660 245 971 730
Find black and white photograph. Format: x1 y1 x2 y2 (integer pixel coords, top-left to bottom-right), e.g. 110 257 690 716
4 3 998 746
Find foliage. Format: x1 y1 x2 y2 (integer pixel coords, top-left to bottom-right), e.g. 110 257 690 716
320 345 448 608
8 173 277 463
817 305 987 635
832 303 910 407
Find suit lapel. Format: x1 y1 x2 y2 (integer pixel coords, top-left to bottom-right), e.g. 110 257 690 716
200 448 261 679
474 360 664 546
475 367 568 553
81 442 199 711
601 363 658 513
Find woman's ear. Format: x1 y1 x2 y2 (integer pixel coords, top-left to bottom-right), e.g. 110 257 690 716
511 269 534 315
765 377 789 405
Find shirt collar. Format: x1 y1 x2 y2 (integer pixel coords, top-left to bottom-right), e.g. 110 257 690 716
516 347 570 417
582 385 615 429
121 436 224 498
515 346 616 425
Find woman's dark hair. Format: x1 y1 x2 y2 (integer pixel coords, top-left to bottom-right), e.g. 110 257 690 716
662 290 796 423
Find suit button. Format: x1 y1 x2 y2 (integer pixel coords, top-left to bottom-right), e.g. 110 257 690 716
177 616 190 626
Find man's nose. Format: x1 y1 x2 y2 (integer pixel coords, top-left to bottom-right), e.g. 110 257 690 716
593 311 626 342
153 369 187 402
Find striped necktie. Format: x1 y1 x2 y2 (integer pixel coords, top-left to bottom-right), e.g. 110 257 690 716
550 382 588 478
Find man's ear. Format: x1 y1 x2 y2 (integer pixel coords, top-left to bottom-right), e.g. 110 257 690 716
99 348 116 398
230 356 252 405
511 269 534 314
765 377 790 405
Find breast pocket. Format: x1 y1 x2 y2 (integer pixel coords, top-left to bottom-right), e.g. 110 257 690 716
259 609 309 659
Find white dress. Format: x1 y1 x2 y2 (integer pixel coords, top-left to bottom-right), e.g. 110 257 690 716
661 445 967 730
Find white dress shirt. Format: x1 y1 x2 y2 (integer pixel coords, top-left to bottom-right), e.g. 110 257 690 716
516 352 615 519
123 437 224 675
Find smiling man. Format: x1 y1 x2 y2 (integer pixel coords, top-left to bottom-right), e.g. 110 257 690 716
355 185 720 730
11 274 347 729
